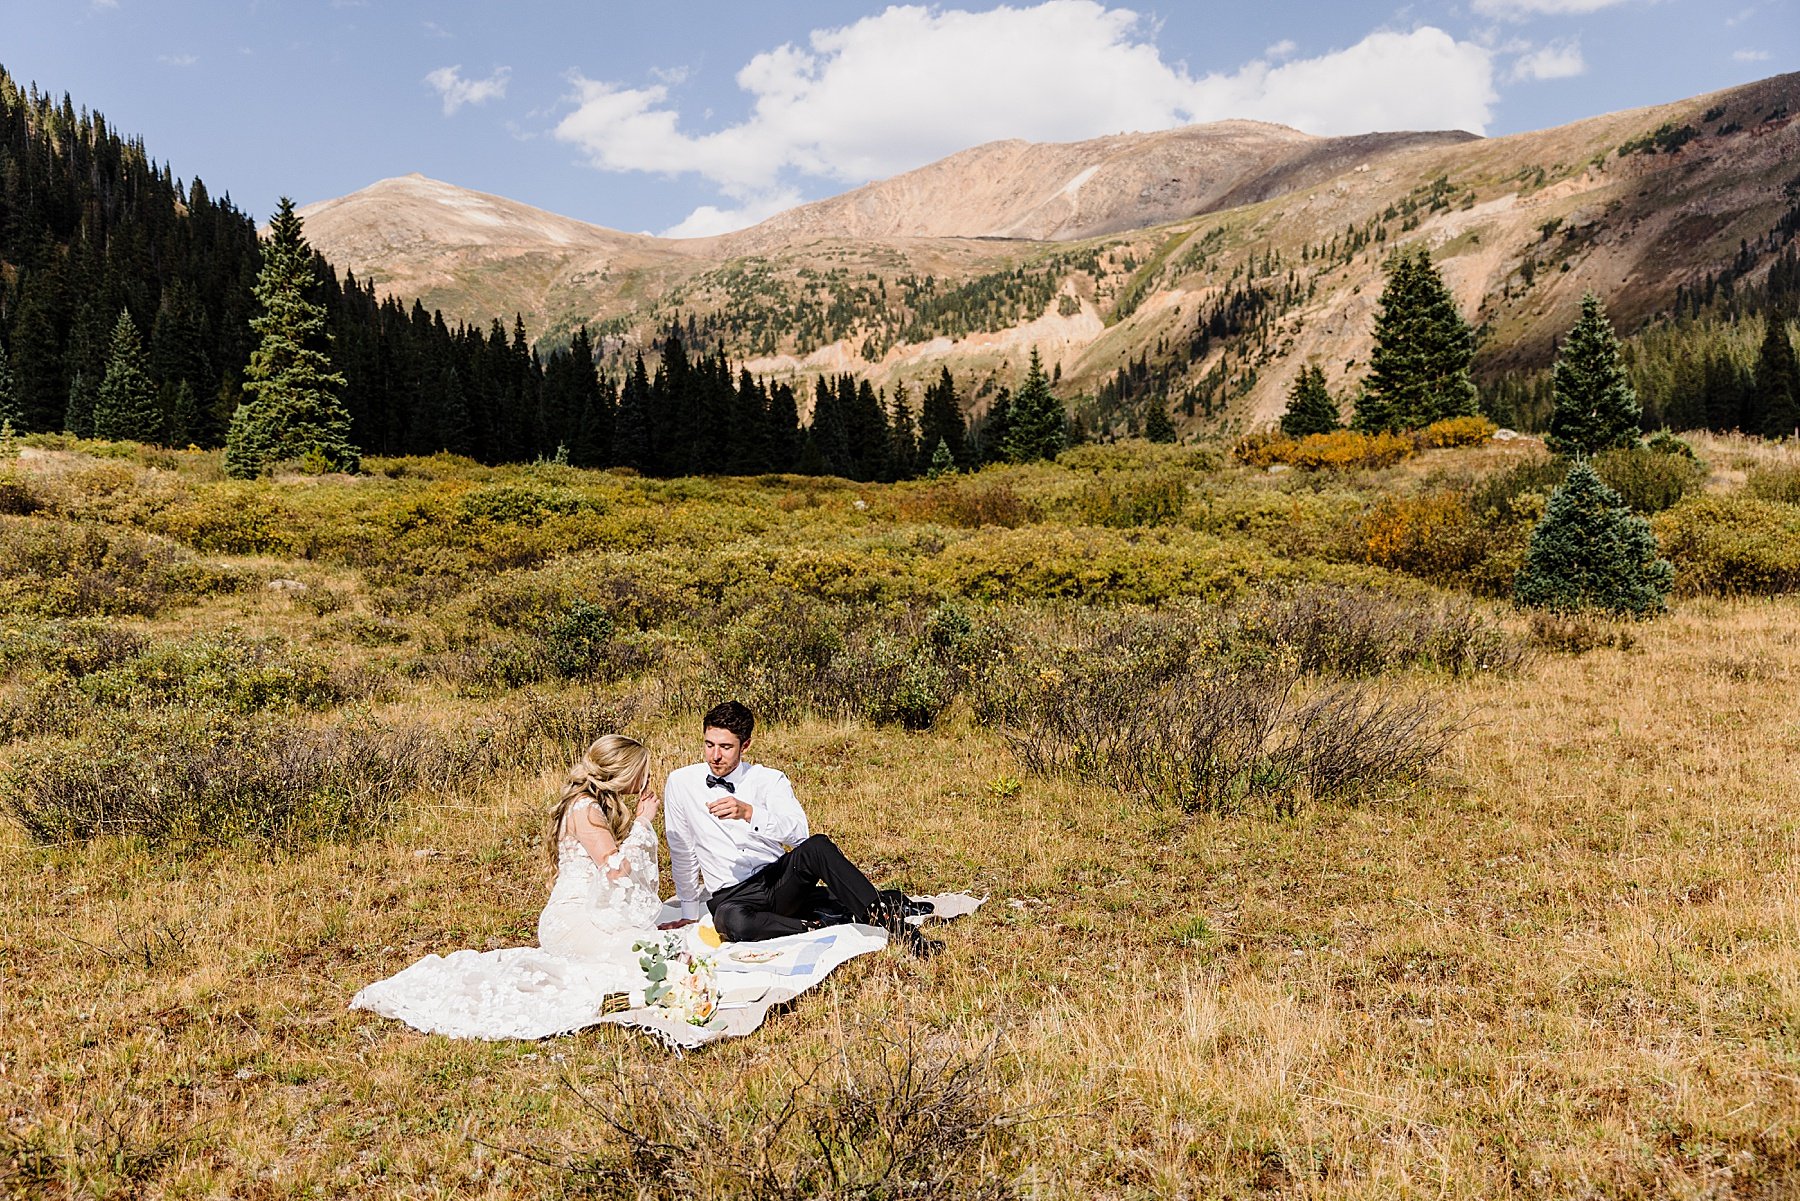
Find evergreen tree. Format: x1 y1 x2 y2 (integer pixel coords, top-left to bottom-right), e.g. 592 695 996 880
1002 349 1065 462
64 371 95 439
1514 460 1674 616
1546 293 1641 455
927 437 955 478
615 353 652 471
918 367 967 471
92 309 162 442
808 376 852 476
224 199 359 476
767 381 801 472
167 380 202 447
887 380 918 480
0 342 20 431
1356 249 1477 431
1279 365 1338 436
975 386 1012 465
1752 313 1800 440
1143 398 1177 443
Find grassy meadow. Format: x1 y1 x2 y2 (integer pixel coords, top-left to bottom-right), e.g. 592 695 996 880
2 429 1799 1198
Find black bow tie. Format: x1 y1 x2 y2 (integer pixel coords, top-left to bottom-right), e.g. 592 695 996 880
705 775 736 793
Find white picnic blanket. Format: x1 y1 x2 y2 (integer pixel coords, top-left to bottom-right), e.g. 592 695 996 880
599 893 985 1050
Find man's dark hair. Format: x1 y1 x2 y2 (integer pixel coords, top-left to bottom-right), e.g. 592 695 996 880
704 700 755 743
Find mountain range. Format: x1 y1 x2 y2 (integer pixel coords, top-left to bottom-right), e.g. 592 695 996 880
299 71 1800 430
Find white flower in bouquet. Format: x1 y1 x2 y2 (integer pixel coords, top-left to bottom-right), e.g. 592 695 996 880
632 933 718 1026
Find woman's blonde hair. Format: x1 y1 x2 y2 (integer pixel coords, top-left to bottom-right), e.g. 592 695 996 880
545 734 650 867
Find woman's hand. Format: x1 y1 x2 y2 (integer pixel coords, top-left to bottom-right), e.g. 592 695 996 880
635 783 661 826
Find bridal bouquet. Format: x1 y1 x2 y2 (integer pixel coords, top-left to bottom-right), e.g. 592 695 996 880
633 934 717 1026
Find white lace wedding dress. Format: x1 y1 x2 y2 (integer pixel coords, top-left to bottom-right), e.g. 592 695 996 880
351 800 662 1040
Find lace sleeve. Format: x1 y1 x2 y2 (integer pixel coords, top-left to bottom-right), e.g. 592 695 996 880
601 821 661 925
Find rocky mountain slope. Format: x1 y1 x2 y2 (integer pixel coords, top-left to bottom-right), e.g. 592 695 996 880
301 72 1800 430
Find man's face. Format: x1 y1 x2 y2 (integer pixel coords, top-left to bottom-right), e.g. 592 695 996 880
703 727 747 777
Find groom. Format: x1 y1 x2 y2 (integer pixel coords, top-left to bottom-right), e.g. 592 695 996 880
661 701 941 958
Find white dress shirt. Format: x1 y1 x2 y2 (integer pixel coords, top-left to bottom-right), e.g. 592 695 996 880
664 760 810 920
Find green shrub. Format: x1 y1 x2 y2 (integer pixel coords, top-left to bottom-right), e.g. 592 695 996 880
1226 584 1524 677
1745 463 1800 504
0 473 42 516
1590 446 1708 514
3 692 632 848
1515 461 1673 615
1068 471 1187 527
1002 661 1456 812
0 521 237 617
1653 494 1800 595
935 526 1278 605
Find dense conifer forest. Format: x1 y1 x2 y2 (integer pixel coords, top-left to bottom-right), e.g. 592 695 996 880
0 66 965 478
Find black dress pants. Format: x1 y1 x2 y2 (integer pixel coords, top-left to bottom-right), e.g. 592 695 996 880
708 834 882 942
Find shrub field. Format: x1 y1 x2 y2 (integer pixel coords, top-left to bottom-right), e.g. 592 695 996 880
3 429 1800 1197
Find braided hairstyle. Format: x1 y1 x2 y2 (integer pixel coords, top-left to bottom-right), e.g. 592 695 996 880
544 734 649 868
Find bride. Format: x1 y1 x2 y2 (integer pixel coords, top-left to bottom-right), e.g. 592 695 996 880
350 734 664 1039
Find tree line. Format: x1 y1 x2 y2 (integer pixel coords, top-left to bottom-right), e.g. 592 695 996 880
1279 246 1800 449
0 65 1075 479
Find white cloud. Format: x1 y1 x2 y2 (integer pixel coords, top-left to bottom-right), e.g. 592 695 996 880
1509 39 1586 80
424 64 510 116
661 189 806 239
1733 48 1772 61
1472 0 1632 16
554 1 1498 233
1264 39 1298 60
158 52 199 68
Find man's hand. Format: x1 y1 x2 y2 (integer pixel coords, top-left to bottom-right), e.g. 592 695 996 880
657 918 696 931
707 796 752 822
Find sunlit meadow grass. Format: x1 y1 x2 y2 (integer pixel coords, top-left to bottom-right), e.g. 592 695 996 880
2 434 1798 1197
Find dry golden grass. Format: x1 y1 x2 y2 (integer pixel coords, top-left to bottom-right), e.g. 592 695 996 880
4 591 1799 1197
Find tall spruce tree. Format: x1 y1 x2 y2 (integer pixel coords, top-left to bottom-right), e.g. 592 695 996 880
1752 313 1800 440
1002 349 1065 462
918 367 967 471
224 199 359 476
1546 293 1641 455
1280 365 1338 436
0 342 20 431
92 309 162 443
1514 460 1673 616
1143 398 1177 443
1355 249 1476 432
887 380 918 480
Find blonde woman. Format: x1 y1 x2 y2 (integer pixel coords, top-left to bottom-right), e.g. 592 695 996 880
351 736 665 1040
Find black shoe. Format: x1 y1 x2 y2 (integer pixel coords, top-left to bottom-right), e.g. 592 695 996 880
809 899 853 927
901 897 935 920
899 926 945 960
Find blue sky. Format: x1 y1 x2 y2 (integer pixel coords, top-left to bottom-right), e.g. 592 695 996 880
1 1 1791 237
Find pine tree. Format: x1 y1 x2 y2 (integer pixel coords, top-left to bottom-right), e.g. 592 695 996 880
0 342 20 431
927 437 955 478
887 380 918 480
92 309 162 442
224 198 359 476
167 380 202 447
1002 349 1065 462
1514 460 1674 616
1143 398 1177 443
1546 293 1641 455
1356 249 1476 432
1280 365 1339 436
64 371 95 438
1752 313 1800 440
918 367 967 471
